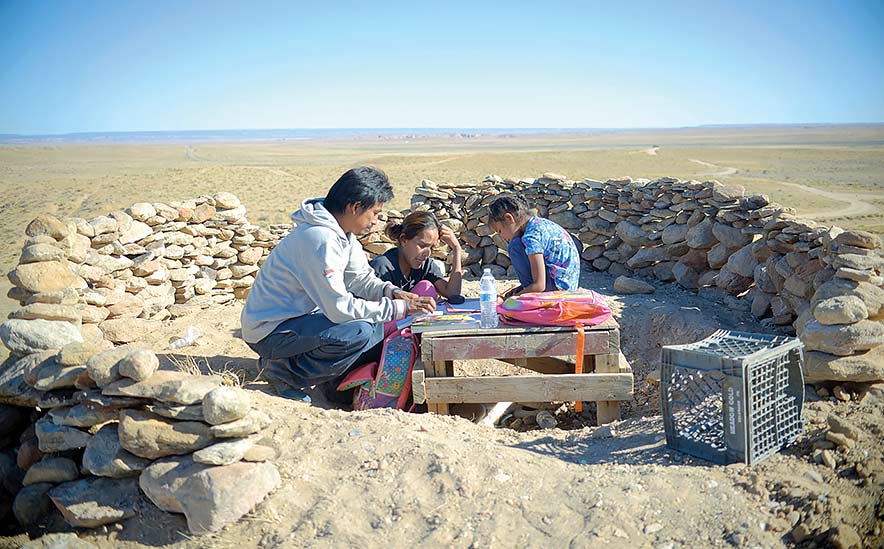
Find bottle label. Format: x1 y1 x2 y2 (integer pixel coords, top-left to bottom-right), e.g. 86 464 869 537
480 293 494 302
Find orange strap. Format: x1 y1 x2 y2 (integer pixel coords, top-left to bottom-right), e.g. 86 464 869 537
574 323 585 413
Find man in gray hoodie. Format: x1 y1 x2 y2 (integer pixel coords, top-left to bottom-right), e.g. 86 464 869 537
241 167 435 401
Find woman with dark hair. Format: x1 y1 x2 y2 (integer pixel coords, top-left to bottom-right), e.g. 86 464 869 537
370 210 464 300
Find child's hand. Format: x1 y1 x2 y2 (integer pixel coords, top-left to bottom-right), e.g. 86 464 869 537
397 290 436 315
501 285 522 299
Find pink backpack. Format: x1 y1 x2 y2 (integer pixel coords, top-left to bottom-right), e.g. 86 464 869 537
337 327 417 410
497 289 612 326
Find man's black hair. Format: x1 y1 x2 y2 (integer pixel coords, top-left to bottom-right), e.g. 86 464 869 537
324 167 394 214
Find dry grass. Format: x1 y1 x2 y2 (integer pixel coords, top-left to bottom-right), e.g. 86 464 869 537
166 352 252 387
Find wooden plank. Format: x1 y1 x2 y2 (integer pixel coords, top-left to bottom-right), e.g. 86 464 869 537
427 331 611 361
501 356 574 375
594 353 622 425
423 373 633 404
418 317 619 338
618 351 632 374
430 361 449 414
412 358 427 404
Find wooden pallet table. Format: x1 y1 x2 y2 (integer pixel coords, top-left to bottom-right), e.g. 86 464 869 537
411 318 632 425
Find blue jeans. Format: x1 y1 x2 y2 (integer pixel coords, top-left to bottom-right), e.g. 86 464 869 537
508 237 557 292
247 312 384 390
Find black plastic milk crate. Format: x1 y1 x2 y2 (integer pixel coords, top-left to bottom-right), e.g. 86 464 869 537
660 330 805 465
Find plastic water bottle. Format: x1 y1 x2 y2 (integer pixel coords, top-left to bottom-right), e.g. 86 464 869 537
168 326 202 349
480 268 499 328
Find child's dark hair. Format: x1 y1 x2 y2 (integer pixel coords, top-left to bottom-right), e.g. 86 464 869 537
385 210 441 243
324 167 394 214
488 195 531 223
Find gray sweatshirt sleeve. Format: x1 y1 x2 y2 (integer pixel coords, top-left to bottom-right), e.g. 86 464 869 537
300 236 405 324
345 235 397 300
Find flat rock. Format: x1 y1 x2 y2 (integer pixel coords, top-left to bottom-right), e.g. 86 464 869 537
105 292 144 319
712 223 752 248
685 219 717 249
215 204 246 222
613 276 655 295
210 409 271 438
35 416 91 452
813 296 868 325
58 340 113 367
179 461 280 533
1 353 54 407
724 245 758 278
104 370 222 404
138 456 211 513
834 230 882 250
13 482 54 526
99 318 159 344
49 476 139 528
202 386 251 425
118 220 152 245
0 319 83 354
19 532 99 549
20 243 67 264
146 403 204 421
8 261 78 293
812 278 884 317
10 303 82 323
801 320 884 355
192 436 256 465
86 344 146 387
804 347 884 382
49 403 118 428
118 409 214 459
213 192 241 209
827 414 863 441
26 287 79 306
33 363 84 391
23 457 79 486
243 444 277 462
82 424 152 478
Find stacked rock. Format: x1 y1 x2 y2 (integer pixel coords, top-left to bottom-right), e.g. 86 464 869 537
399 174 884 385
5 193 286 346
3 339 278 533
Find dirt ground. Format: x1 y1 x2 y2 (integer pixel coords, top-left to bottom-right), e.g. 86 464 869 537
4 269 882 548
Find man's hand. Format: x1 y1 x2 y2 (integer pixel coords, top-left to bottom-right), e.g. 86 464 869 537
439 225 461 250
394 289 436 315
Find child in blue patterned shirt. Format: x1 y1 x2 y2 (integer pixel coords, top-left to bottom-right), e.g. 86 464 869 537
488 195 580 297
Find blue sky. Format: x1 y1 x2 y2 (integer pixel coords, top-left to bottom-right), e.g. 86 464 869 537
1 0 882 134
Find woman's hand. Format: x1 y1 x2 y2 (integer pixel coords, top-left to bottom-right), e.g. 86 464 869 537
394 289 436 315
502 285 522 299
439 225 461 250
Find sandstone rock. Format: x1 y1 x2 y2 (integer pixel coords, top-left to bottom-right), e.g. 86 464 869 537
202 386 251 425
827 414 862 441
23 457 79 486
118 220 152 245
672 262 699 290
88 215 117 235
86 344 145 387
104 370 223 404
106 292 144 319
210 409 271 438
35 417 91 452
801 320 884 356
13 482 54 526
716 266 754 295
20 243 66 264
0 352 53 407
8 261 78 293
237 247 263 265
834 230 882 250
685 219 717 249
145 403 204 421
812 278 884 317
99 318 159 344
116 349 159 382
803 347 884 382
626 247 668 269
82 424 152 478
139 456 211 513
192 436 256 466
751 291 773 318
27 214 69 239
58 340 111 367
724 245 758 278
49 477 139 528
48 403 118 428
32 362 84 391
707 245 735 270
213 192 241 209
712 223 752 249
0 319 83 354
613 276 655 295
127 202 157 221
86 252 133 273
661 223 689 245
26 287 79 305
118 410 214 459
243 444 277 462
615 221 652 247
215 204 246 222
178 461 280 533
813 296 868 325
10 303 82 324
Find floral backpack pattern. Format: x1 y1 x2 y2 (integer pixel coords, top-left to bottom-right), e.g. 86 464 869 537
337 327 417 410
497 289 612 326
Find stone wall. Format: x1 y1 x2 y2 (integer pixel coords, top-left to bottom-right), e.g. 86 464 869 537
399 174 884 384
5 192 288 345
